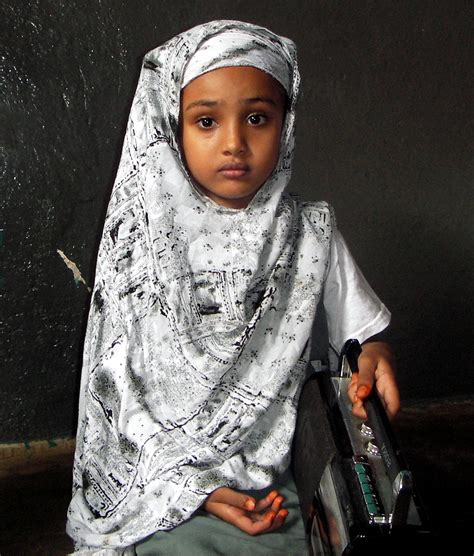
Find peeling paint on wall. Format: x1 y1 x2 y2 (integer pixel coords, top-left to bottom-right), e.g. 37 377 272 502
57 249 91 292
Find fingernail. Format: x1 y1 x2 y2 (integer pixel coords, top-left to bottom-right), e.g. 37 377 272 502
357 385 370 397
244 498 255 510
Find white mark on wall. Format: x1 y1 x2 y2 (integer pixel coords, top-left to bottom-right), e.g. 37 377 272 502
79 67 88 112
57 250 91 292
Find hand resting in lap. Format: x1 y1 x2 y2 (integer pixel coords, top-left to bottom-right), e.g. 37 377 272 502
203 487 289 535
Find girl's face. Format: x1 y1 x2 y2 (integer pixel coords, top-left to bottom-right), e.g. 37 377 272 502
180 66 285 209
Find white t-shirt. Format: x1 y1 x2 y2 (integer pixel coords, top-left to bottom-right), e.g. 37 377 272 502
323 229 391 356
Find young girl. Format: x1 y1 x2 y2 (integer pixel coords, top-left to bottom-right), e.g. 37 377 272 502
67 20 399 554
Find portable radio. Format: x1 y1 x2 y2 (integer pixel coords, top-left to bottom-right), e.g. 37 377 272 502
293 339 436 555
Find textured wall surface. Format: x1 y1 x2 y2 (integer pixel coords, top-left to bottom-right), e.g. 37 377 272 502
1 1 472 442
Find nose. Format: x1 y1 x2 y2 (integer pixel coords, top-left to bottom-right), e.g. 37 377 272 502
222 122 247 156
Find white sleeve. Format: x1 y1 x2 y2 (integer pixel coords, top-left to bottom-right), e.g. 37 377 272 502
323 229 391 355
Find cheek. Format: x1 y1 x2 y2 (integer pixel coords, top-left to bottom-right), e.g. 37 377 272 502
264 117 284 162
182 125 212 155
181 130 198 164
264 133 282 171
181 133 210 181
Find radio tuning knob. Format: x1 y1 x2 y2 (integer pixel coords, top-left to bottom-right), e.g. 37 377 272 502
360 422 374 438
365 440 381 457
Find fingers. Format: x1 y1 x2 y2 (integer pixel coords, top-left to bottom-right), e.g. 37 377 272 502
355 350 377 398
205 498 272 534
377 372 401 419
347 349 377 416
270 494 285 515
262 508 289 534
230 507 289 536
351 397 368 420
205 487 256 511
350 375 401 420
348 372 369 419
369 343 400 419
348 372 372 401
204 487 289 536
254 490 283 512
238 511 277 535
209 488 286 516
348 342 400 420
206 501 279 536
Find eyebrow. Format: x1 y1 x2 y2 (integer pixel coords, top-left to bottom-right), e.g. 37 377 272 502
243 96 278 106
185 100 218 111
184 96 278 112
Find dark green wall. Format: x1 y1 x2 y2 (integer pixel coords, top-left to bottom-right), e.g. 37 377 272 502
1 1 472 442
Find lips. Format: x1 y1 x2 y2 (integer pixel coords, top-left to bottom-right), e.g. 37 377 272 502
218 162 250 179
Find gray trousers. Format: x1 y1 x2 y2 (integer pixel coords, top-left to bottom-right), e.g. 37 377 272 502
135 469 309 555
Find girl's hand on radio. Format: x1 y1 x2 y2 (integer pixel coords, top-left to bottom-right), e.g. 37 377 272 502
348 341 400 420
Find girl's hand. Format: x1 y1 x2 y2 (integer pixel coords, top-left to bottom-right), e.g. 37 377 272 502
347 341 400 420
203 487 288 535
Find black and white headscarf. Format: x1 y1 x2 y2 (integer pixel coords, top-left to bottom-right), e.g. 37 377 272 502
67 20 388 553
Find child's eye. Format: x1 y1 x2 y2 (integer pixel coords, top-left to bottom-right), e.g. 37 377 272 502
197 117 216 129
247 113 267 126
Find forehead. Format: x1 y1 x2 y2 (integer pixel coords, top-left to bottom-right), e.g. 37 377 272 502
181 66 286 105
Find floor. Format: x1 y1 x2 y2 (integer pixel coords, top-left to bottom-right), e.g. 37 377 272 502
0 399 473 555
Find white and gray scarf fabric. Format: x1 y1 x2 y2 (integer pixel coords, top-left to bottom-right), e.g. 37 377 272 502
67 20 335 551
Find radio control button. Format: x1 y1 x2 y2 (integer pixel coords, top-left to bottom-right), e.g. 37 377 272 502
366 501 380 515
365 440 381 457
361 482 373 494
358 474 371 485
364 493 377 505
354 462 369 474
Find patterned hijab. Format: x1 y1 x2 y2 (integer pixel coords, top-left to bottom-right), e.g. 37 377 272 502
67 20 333 551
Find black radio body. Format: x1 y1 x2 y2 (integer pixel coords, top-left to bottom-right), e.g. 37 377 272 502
293 340 436 555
